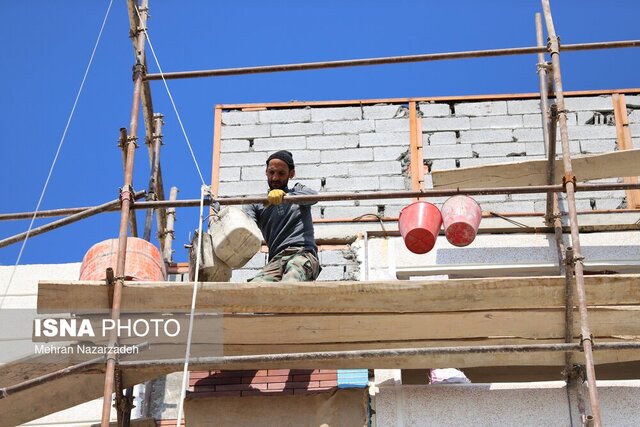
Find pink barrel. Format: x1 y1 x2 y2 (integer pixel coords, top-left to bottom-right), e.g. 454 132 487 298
79 237 165 281
398 202 443 254
441 196 482 247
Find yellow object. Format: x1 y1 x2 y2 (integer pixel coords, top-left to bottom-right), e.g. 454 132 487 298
267 189 285 205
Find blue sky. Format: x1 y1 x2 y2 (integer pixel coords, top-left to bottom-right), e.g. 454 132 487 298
0 1 638 265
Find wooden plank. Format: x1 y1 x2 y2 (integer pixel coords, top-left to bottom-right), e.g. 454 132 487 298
33 307 640 345
210 105 222 198
409 101 422 193
38 275 640 314
432 149 640 189
613 94 640 208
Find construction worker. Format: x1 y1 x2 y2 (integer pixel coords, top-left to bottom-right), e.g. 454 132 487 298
243 150 321 282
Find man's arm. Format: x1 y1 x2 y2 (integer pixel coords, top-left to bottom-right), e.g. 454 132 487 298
288 183 318 206
242 203 259 221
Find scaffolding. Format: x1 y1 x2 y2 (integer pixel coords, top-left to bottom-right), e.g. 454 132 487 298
1 0 640 426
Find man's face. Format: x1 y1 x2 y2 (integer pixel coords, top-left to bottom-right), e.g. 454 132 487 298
266 159 295 190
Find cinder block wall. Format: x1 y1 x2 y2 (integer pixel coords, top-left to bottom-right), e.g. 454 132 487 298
219 94 640 218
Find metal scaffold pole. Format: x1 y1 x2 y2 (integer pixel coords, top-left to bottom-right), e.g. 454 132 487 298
541 0 602 424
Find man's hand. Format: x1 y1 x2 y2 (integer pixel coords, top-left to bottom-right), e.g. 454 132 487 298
267 189 285 206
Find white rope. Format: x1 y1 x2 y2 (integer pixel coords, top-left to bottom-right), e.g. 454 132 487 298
134 5 206 186
176 184 209 426
1 0 114 309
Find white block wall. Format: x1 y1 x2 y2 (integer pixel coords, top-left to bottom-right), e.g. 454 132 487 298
219 94 640 216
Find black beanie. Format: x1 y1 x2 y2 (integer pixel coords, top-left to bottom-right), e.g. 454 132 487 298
266 150 295 169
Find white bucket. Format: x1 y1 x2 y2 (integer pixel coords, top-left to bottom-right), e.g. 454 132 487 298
189 230 232 282
209 207 262 268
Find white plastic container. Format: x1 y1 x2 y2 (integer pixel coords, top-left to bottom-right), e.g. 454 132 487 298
189 230 232 282
209 206 262 268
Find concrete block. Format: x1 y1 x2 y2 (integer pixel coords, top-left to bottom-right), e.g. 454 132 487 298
628 110 640 123
472 142 527 157
258 108 310 124
422 173 433 188
220 139 251 153
379 176 407 190
567 125 617 140
359 132 410 147
454 101 507 116
631 124 640 136
287 150 321 164
625 95 640 106
460 129 513 144
348 161 402 177
320 250 350 265
513 128 544 142
221 111 259 125
522 114 544 128
271 122 323 137
317 265 345 281
374 146 409 161
323 176 380 192
479 201 535 213
311 107 361 122
564 95 612 111
469 115 523 129
252 136 306 152
577 111 596 125
375 118 410 132
242 252 267 269
231 269 261 282
294 178 322 190
241 165 266 181
422 117 470 131
580 139 617 153
427 132 457 145
363 105 405 119
423 144 473 159
320 147 373 163
323 120 374 135
219 180 266 197
459 156 522 168
307 134 359 149
525 142 546 156
219 167 241 182
220 151 267 167
430 159 457 170
221 124 270 139
322 205 381 219
507 99 541 115
418 103 451 117
295 163 349 179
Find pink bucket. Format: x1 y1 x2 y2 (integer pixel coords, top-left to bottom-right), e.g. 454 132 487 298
441 196 482 247
398 202 443 254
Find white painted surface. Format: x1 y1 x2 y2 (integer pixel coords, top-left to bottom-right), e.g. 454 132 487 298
374 381 640 427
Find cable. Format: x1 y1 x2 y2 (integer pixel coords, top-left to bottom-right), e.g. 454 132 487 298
1 0 114 309
176 184 209 427
134 5 207 186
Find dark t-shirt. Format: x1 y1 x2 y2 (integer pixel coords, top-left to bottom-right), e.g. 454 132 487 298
243 183 318 261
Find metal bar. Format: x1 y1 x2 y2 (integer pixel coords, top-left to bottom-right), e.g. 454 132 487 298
144 40 640 82
143 113 163 241
547 105 559 222
162 186 178 263
0 191 145 249
117 341 640 369
101 2 146 423
130 181 640 209
542 1 602 424
119 128 138 237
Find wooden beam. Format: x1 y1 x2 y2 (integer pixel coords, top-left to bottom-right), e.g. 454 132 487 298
210 105 222 198
613 94 640 208
218 88 640 110
37 275 640 314
432 149 640 189
409 101 422 194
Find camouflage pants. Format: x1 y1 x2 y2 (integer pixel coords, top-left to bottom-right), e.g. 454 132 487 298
249 247 321 282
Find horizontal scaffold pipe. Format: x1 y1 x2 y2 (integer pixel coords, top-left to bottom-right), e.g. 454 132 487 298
116 341 640 368
2 182 640 220
145 40 640 81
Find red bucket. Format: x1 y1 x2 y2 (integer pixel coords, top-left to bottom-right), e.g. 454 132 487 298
398 202 442 254
441 196 482 247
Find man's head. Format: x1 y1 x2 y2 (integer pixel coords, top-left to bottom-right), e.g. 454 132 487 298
265 150 295 190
